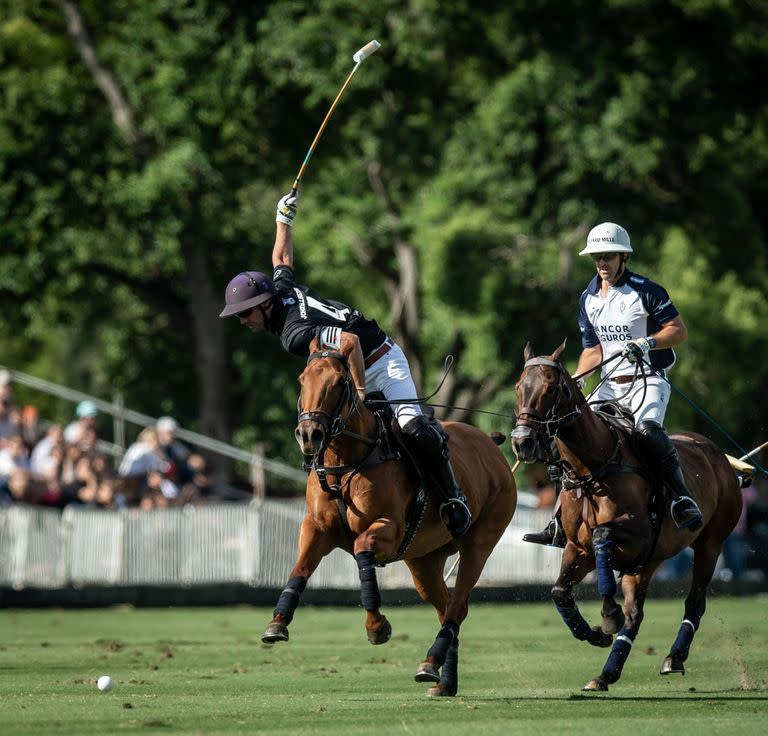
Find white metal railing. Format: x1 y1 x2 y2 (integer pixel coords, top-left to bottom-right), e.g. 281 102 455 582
0 502 559 590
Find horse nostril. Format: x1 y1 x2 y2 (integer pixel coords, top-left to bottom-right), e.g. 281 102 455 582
310 427 325 447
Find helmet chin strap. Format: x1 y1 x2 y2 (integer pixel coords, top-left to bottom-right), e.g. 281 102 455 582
259 298 275 332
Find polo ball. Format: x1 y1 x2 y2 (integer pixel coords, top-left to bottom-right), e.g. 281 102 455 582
97 675 115 692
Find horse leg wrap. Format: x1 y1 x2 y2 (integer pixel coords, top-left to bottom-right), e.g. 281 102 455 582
602 627 636 682
356 551 382 611
426 620 460 665
438 637 460 696
555 600 593 641
593 530 617 598
273 576 307 624
670 618 698 658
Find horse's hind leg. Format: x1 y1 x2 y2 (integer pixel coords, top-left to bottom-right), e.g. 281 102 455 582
261 517 337 644
405 547 453 694
416 531 506 697
661 537 722 675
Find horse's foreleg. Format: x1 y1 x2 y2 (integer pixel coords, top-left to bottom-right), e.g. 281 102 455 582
661 539 721 675
583 569 654 692
593 526 625 635
261 517 335 644
552 543 612 648
354 523 397 645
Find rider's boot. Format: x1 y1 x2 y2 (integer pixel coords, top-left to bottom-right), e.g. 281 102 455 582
402 415 472 538
522 513 566 547
523 458 566 548
636 420 703 530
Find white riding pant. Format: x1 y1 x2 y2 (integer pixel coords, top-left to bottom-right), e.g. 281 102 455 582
588 373 670 426
364 343 422 428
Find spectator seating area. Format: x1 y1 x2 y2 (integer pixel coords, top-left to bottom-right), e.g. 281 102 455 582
0 372 212 510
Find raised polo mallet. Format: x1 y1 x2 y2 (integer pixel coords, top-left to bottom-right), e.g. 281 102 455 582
289 40 381 196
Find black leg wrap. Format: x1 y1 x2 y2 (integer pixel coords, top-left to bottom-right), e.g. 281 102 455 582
273 576 307 624
356 551 382 611
438 637 459 696
426 619 460 665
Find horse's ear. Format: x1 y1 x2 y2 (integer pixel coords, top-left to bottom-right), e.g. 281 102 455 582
523 342 534 361
552 338 568 363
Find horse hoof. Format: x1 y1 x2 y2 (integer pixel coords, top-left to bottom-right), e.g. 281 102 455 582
601 608 625 635
660 655 685 675
426 684 456 697
261 623 289 644
589 626 613 648
414 662 440 683
582 678 609 692
367 618 392 645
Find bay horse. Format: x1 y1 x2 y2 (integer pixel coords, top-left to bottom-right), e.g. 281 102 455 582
510 341 742 692
261 344 517 697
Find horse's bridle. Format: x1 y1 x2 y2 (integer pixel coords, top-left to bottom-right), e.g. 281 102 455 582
512 357 582 459
297 349 400 498
297 350 359 444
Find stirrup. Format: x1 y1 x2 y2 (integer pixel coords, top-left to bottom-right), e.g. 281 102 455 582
523 518 566 548
439 498 472 538
671 496 702 530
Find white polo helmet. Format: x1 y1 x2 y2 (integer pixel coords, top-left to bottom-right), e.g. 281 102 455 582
579 222 632 255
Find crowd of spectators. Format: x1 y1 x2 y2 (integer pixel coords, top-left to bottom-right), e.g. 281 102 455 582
0 371 212 510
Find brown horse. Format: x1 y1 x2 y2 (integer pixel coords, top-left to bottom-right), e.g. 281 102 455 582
261 345 517 696
510 341 742 692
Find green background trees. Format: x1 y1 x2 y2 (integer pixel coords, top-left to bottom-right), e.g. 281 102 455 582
1 0 766 483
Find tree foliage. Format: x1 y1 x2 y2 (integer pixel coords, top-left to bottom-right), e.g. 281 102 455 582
1 0 766 479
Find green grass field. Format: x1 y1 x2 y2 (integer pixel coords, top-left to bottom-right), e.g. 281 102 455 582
1 598 767 735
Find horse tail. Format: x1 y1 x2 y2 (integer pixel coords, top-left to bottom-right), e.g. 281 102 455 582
489 431 506 446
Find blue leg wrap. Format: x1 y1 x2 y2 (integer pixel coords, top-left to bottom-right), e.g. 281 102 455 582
594 540 617 598
670 618 697 656
426 620 460 664
356 551 382 611
603 626 636 680
556 601 593 641
273 576 307 624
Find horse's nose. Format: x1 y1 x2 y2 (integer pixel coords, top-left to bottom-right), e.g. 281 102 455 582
295 421 326 455
510 425 538 462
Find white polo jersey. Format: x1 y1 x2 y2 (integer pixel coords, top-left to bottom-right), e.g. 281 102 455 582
578 269 679 380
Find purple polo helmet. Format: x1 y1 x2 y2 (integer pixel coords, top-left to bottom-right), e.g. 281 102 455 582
219 271 277 318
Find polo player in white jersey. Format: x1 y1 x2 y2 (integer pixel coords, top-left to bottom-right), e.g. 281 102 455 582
524 222 703 547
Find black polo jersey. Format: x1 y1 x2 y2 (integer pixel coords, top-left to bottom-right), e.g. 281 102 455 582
270 265 387 358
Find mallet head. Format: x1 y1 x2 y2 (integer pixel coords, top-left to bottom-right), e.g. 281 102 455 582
353 40 381 63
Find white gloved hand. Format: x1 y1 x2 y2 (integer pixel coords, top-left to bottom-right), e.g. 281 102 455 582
276 190 299 226
621 337 656 364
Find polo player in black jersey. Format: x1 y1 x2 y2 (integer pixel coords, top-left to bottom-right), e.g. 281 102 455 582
219 192 472 538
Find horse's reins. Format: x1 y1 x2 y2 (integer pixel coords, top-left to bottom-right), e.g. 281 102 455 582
635 357 768 477
514 356 638 525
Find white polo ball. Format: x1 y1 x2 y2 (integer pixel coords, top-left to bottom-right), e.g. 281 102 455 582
97 675 115 692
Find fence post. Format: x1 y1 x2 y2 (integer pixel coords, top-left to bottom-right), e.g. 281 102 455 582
251 443 266 505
